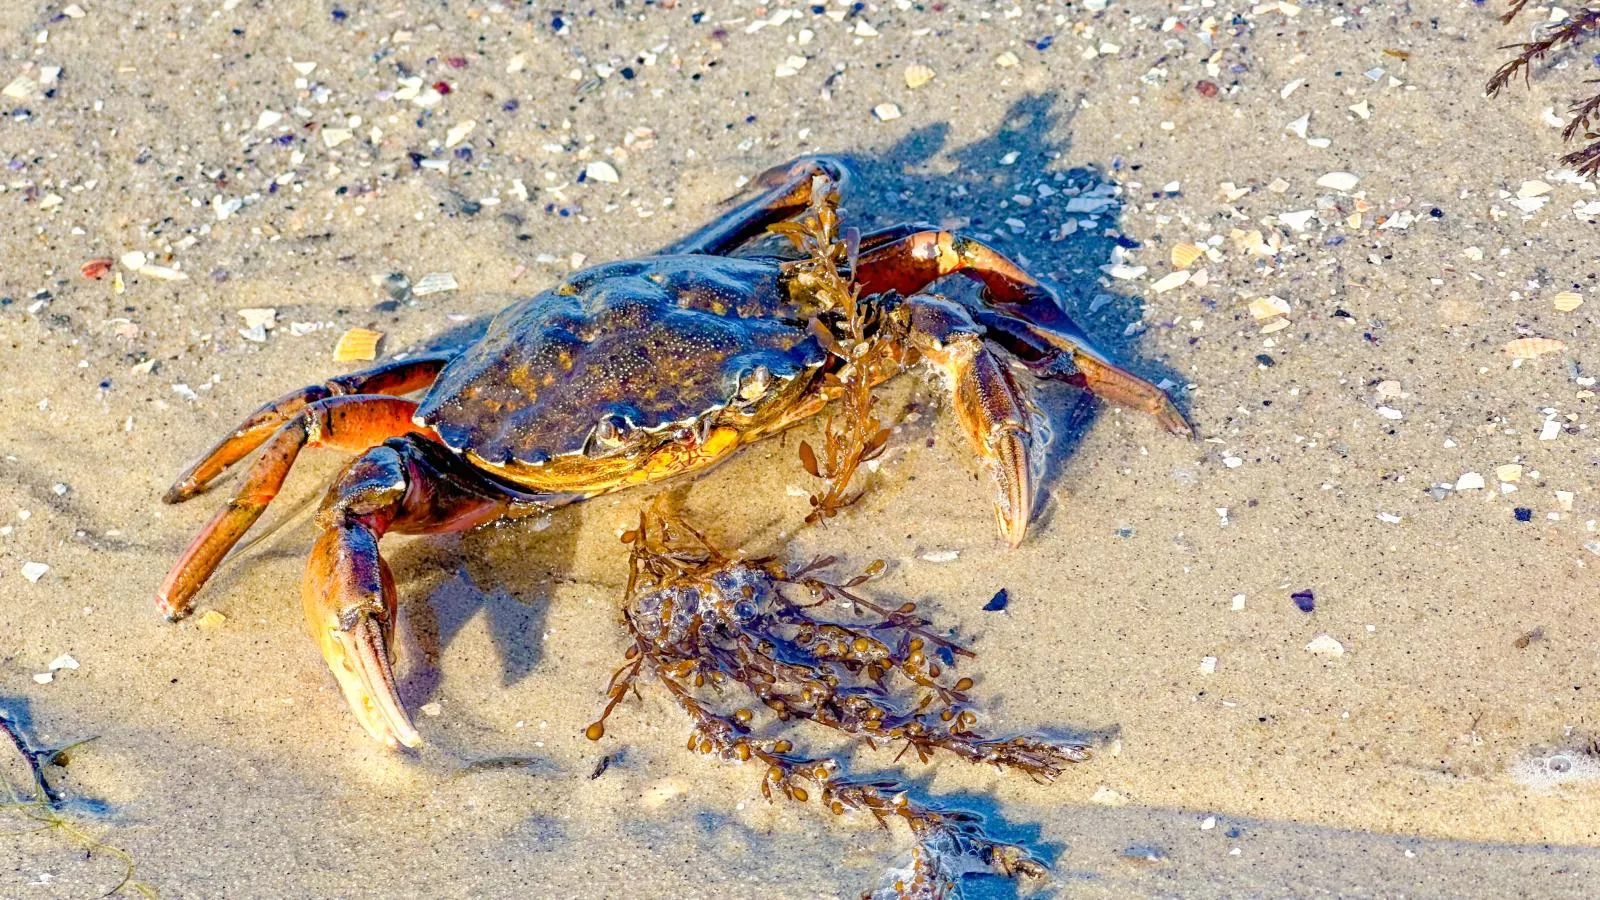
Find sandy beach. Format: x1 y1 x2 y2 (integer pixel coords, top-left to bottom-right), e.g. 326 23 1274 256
5 0 1600 896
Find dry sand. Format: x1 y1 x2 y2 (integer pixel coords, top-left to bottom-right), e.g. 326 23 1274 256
4 0 1600 897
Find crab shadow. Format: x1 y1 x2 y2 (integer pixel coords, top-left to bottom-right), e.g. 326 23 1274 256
829 91 1189 530
382 517 581 730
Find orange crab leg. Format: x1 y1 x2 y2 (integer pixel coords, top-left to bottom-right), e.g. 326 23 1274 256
659 155 851 256
907 297 1041 547
303 436 568 748
856 230 1192 438
157 396 425 621
163 353 452 504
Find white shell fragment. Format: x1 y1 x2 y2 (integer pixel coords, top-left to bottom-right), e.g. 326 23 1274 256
1316 171 1361 191
444 119 476 148
412 272 459 296
1305 634 1345 657
1151 270 1190 293
1090 786 1128 806
1503 338 1565 359
584 160 620 183
21 561 50 583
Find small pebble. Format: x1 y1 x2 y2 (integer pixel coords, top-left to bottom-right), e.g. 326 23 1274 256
21 561 49 583
982 588 1009 612
872 103 902 121
1291 589 1315 613
444 120 476 149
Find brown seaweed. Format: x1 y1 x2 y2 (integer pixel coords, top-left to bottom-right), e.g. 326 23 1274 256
1487 3 1600 175
586 507 1086 898
770 175 903 526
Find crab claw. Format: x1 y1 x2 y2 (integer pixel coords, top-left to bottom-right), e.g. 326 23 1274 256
985 424 1035 549
303 522 421 749
941 337 1041 548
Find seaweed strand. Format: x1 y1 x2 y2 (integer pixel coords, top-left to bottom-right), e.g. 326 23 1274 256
1487 4 1600 175
586 507 1086 897
0 711 155 898
771 175 902 526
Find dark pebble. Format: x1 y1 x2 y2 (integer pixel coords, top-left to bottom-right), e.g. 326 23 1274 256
1291 589 1315 613
983 588 1009 612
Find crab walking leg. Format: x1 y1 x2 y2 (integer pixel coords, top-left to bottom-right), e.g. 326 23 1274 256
304 436 568 748
855 230 1192 437
908 296 1041 547
163 352 453 504
657 155 851 256
156 396 425 621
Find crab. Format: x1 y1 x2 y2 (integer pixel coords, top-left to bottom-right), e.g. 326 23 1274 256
156 156 1191 750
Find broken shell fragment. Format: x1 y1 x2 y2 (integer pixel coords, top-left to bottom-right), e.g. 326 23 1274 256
333 327 384 362
1552 291 1583 312
1502 337 1565 359
1170 242 1204 269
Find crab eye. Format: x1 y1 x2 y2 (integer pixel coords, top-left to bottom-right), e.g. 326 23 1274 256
737 365 772 402
586 413 632 457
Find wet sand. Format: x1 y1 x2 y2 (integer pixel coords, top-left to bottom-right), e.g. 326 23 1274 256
4 0 1600 896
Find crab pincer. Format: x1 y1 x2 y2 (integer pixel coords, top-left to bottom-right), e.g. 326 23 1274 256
905 296 1042 547
302 515 419 749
